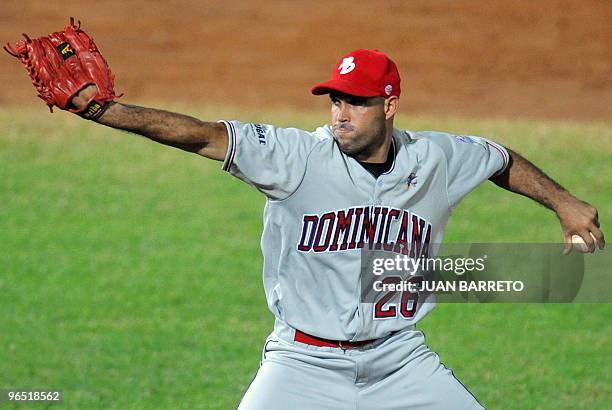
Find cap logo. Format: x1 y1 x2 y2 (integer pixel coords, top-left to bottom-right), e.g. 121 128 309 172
385 85 393 95
338 56 356 75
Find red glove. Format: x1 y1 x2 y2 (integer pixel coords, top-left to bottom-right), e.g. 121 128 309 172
5 18 120 120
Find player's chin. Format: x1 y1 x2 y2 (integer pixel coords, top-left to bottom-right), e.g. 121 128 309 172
334 137 361 157
333 130 356 146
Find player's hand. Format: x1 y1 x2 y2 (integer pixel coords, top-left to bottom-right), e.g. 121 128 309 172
5 18 118 120
71 85 98 111
556 197 605 254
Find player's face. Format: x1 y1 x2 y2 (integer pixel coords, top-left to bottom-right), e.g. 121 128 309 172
330 92 388 160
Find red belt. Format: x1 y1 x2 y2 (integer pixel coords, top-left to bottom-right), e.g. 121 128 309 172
294 329 377 349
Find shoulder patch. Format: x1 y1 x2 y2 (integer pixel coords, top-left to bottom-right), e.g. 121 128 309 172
250 123 268 145
454 135 478 144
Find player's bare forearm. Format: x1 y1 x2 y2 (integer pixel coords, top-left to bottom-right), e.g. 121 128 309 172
71 85 228 160
96 102 227 160
491 148 605 252
490 149 570 210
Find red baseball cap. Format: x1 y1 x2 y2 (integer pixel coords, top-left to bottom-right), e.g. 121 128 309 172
311 49 401 98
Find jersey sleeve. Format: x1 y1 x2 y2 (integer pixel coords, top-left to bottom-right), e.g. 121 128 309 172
428 132 509 208
220 120 323 200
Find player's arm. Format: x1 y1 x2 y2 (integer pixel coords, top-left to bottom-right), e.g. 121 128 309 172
489 148 605 253
72 85 228 161
7 21 226 160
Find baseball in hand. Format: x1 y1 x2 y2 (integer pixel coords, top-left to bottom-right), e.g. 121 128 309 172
571 233 598 253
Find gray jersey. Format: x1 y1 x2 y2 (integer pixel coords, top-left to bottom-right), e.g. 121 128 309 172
220 120 508 341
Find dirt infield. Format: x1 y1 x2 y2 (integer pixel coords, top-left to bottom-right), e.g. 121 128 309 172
1 0 610 120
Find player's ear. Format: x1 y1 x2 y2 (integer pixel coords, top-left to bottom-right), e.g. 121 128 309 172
384 96 399 120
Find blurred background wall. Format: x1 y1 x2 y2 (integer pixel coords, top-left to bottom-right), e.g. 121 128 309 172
1 0 610 120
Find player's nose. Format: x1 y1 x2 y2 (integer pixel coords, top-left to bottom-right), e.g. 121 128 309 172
336 101 351 122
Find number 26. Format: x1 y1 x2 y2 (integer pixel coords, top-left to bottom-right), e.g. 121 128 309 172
373 276 423 319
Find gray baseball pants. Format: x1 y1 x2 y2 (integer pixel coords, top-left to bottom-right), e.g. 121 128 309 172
238 328 484 409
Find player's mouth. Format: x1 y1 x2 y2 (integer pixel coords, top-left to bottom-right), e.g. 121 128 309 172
333 123 355 136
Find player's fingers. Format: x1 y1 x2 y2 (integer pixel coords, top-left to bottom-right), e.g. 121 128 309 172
70 84 97 110
590 227 606 250
592 209 600 227
563 233 572 255
579 230 596 253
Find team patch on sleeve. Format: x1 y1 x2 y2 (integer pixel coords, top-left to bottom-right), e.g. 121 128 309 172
250 123 268 145
454 135 480 145
454 134 510 176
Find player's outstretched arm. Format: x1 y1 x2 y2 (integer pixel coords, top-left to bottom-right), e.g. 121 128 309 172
5 20 226 162
490 148 605 254
73 86 228 161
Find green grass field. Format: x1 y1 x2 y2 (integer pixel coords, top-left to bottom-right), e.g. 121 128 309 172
1 107 610 409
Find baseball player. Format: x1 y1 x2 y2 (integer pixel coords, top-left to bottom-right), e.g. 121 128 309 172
7 24 605 409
